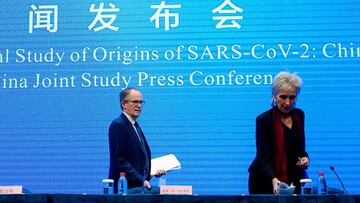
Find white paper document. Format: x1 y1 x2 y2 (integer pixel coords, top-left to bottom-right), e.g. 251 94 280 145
150 154 181 176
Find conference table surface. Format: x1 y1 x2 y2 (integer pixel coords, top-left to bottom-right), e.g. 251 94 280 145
0 194 359 203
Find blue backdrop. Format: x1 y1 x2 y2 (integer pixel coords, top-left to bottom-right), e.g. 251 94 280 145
0 0 359 195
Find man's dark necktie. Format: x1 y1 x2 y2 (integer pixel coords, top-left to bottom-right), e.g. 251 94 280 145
134 121 149 179
134 122 142 142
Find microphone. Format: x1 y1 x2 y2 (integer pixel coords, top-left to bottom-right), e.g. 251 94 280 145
329 166 348 194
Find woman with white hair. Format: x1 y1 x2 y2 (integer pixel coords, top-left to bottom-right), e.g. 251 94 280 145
248 71 310 194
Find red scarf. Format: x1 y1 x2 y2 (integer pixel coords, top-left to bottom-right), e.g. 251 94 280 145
273 108 304 182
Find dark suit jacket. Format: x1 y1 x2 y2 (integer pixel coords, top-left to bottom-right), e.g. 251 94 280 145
248 108 308 194
108 113 151 192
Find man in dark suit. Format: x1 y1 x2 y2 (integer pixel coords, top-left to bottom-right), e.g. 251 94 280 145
108 87 165 194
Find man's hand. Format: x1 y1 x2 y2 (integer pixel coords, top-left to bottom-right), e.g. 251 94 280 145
155 169 166 177
144 180 151 189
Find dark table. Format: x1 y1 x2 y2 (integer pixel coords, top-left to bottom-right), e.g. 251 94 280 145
0 194 359 203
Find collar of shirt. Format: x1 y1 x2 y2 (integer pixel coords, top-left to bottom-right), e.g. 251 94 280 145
123 112 136 125
123 112 141 141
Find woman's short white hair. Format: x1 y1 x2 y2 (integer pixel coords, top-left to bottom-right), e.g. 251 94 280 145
272 71 303 95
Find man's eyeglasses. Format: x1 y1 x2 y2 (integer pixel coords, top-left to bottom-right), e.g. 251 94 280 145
124 100 146 105
279 95 296 101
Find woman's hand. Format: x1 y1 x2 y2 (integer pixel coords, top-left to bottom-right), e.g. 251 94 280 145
296 157 310 168
272 178 281 194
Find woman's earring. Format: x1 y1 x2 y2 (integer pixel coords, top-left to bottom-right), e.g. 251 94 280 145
272 97 276 107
